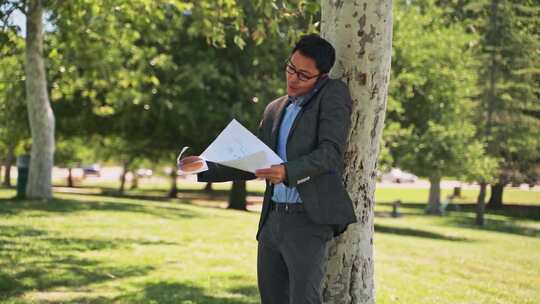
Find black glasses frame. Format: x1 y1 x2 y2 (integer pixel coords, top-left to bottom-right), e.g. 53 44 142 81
285 60 321 82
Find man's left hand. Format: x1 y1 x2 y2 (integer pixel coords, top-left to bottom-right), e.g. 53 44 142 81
255 165 286 184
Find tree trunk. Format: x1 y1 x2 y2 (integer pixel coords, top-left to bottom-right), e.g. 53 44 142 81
204 182 213 192
228 180 247 211
130 173 139 190
321 1 393 303
3 146 15 187
476 182 487 226
452 186 462 198
427 174 442 215
119 161 129 195
168 165 178 198
487 182 504 209
25 0 55 199
67 167 74 187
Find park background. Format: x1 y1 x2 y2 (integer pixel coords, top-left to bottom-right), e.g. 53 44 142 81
1 0 539 303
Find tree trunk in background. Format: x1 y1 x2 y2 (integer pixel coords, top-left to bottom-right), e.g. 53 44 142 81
452 186 462 198
168 165 178 198
427 174 442 215
204 182 213 192
130 173 139 190
3 146 15 187
228 180 247 210
476 182 487 226
25 0 55 199
119 161 129 195
67 167 74 187
487 182 504 209
321 1 393 303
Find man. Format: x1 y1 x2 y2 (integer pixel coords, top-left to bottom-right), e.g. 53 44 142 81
179 34 356 304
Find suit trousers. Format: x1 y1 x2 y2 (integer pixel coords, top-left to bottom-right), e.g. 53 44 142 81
257 204 333 304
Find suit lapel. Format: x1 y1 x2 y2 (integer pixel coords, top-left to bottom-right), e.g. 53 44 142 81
271 96 289 151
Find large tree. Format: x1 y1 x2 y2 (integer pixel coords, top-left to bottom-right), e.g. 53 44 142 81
478 0 540 208
0 28 29 187
1 0 56 198
320 0 393 303
385 1 486 214
24 0 55 199
438 0 540 208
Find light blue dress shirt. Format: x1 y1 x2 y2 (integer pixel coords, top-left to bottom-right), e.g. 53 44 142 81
272 96 304 204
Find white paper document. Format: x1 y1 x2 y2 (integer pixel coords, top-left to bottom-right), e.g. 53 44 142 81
200 119 283 173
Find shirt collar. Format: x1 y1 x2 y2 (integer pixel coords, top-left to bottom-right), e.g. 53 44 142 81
286 75 329 107
288 95 305 106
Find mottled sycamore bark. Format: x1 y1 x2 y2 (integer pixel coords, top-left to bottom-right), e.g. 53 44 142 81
321 1 393 303
25 0 55 199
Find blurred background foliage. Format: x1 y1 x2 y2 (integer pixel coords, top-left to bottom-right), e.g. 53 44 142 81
0 0 538 206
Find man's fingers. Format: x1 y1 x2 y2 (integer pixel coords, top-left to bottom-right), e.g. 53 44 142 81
255 168 274 175
255 173 280 184
256 172 277 179
256 167 285 184
182 160 203 172
180 156 201 165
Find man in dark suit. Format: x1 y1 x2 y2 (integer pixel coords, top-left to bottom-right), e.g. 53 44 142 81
179 34 356 304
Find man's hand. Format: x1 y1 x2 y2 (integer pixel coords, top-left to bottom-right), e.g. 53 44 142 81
178 155 204 172
255 165 286 184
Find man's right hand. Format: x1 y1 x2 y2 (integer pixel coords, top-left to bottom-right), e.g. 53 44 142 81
178 156 204 172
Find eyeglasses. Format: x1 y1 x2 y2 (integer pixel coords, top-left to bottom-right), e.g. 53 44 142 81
285 61 320 82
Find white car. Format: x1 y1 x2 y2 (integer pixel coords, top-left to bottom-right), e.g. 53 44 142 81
136 168 153 178
381 168 418 183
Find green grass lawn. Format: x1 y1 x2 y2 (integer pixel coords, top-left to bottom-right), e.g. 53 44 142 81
1 186 539 304
55 177 540 205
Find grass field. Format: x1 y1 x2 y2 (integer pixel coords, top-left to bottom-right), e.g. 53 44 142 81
0 184 539 304
54 177 540 205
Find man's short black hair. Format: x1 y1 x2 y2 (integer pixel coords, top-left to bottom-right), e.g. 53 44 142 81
292 34 336 74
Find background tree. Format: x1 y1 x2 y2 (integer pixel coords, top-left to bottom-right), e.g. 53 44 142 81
23 0 56 199
460 152 500 226
0 28 28 187
54 137 91 187
2 1 56 198
385 0 484 214
438 0 540 208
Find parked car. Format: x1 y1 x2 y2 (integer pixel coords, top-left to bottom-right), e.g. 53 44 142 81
82 164 101 178
136 168 153 178
381 168 418 183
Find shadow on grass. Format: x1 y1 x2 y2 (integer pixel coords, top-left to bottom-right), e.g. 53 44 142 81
53 184 263 202
0 225 178 259
50 186 265 214
115 282 259 304
0 225 155 301
443 216 540 238
0 196 200 220
377 201 540 221
374 224 471 242
457 204 540 221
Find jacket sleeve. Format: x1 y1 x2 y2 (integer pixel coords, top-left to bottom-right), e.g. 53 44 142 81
197 161 256 182
283 81 352 187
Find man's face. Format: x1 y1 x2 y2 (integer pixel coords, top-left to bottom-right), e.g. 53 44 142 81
286 51 321 97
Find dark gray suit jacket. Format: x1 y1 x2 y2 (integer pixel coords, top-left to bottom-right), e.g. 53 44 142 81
198 78 357 238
